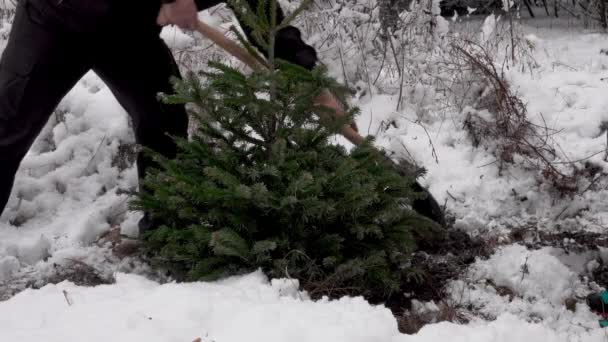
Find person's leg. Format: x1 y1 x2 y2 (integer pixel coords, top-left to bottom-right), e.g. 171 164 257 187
90 27 188 231
0 0 90 216
91 32 188 181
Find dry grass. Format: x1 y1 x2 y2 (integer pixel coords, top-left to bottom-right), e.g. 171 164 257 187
449 39 600 195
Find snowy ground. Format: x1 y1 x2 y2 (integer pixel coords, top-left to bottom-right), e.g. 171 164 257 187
2 268 608 342
355 16 608 236
2 7 608 341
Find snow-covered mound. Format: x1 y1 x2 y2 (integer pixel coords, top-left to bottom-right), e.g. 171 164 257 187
0 70 144 293
446 244 602 337
1 270 606 342
472 244 578 305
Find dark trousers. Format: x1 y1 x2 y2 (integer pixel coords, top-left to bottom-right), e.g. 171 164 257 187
0 0 189 215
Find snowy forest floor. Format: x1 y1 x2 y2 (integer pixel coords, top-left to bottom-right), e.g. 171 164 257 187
2 4 608 341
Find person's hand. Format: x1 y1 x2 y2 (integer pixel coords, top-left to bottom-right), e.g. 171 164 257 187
157 0 198 30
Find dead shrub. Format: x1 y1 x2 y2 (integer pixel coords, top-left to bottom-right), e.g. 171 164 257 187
451 40 592 195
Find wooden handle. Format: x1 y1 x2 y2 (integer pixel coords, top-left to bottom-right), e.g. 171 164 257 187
194 20 366 146
195 21 266 71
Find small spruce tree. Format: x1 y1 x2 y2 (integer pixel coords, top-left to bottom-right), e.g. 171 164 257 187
133 0 442 299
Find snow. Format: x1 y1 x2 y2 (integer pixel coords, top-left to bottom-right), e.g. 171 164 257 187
1 4 608 342
2 270 608 342
161 26 196 50
412 313 608 341
502 0 514 12
471 244 578 304
338 16 608 235
1 271 402 342
0 72 143 292
480 14 498 43
1 270 607 342
443 246 605 340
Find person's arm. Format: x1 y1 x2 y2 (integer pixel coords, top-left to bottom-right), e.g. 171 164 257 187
159 0 355 131
157 0 199 29
158 0 317 70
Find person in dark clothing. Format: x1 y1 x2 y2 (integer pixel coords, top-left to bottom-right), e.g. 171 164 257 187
0 0 318 225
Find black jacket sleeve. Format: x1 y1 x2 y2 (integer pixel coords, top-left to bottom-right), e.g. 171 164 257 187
194 0 317 70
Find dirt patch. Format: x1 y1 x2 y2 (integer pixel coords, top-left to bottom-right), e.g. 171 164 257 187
294 226 494 334
358 228 492 334
392 229 492 333
510 228 608 253
399 229 492 303
45 259 115 287
0 259 115 302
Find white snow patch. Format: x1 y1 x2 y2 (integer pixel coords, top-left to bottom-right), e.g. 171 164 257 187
0 271 401 342
1 270 607 342
0 256 19 281
412 313 606 341
161 26 196 50
480 14 497 43
471 244 578 304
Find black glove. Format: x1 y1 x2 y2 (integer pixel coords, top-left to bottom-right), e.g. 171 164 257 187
274 26 317 70
192 1 318 70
